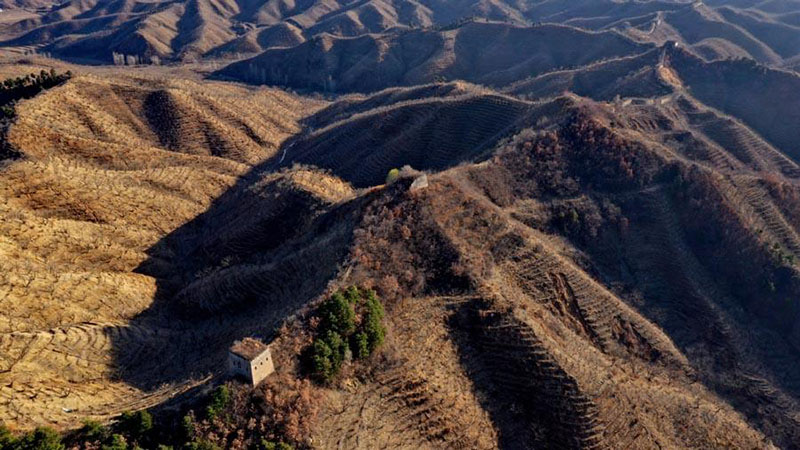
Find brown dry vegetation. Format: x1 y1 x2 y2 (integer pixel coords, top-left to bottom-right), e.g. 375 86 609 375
3 0 800 78
0 67 322 428
306 157 777 448
3 47 800 450
291 92 800 447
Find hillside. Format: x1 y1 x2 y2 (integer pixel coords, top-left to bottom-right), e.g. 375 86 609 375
3 60 800 448
240 91 800 448
0 0 54 10
0 66 321 427
215 22 650 93
503 42 800 175
2 0 800 447
505 47 672 101
282 88 565 186
667 46 800 163
535 1 800 65
133 90 800 448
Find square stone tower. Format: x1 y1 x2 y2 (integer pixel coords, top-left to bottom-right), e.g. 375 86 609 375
228 338 275 386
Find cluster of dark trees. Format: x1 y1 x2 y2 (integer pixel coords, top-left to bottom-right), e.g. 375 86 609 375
0 69 72 159
0 386 296 450
309 286 386 382
0 69 72 117
1 426 64 450
0 410 153 450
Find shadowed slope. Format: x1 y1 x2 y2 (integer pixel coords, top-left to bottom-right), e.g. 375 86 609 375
506 47 671 101
214 21 651 93
281 92 560 187
308 142 778 447
0 70 319 427
503 42 800 179
3 63 800 449
667 46 800 163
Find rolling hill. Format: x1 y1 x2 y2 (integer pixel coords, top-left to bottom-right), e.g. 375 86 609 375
0 65 321 427
2 0 800 448
1 0 800 70
214 21 650 93
2 58 800 448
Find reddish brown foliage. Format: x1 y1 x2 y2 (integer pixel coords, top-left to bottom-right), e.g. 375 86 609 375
349 185 471 305
257 375 321 444
493 112 662 201
187 376 322 449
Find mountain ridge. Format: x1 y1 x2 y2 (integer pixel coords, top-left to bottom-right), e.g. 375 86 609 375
2 0 800 448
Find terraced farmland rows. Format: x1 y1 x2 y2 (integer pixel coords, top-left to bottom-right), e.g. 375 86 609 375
733 176 800 260
0 71 319 428
620 101 743 171
625 187 800 444
501 239 688 369
671 95 800 177
680 100 800 177
315 367 485 449
313 296 497 449
426 157 777 447
629 187 746 347
0 321 209 426
466 306 606 449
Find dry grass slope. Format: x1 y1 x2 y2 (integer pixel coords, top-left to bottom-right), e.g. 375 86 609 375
3 46 800 449
0 68 319 428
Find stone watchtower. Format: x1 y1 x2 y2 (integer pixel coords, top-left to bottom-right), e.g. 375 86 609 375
228 338 275 386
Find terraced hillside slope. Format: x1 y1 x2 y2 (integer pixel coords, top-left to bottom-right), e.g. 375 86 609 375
506 47 673 101
507 42 800 171
5 66 800 448
3 2 800 440
142 88 800 448
0 66 321 427
522 1 800 66
276 92 800 449
0 0 54 11
282 86 566 186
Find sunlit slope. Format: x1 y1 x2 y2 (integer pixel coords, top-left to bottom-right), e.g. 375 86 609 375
0 71 318 427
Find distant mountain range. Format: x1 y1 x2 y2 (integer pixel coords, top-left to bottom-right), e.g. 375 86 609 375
2 0 800 71
215 22 649 92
